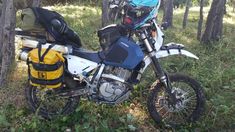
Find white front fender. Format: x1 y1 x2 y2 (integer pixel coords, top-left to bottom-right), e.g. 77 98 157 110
156 43 199 60
156 49 199 60
140 44 199 74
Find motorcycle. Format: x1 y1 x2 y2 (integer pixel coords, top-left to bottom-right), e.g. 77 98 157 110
17 0 205 127
102 0 127 26
108 0 126 22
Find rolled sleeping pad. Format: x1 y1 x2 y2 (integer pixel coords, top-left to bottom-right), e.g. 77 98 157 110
17 37 73 54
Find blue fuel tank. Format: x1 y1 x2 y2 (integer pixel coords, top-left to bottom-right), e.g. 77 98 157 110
104 37 144 69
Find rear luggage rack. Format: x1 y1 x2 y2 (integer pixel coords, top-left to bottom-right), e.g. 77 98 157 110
15 30 46 39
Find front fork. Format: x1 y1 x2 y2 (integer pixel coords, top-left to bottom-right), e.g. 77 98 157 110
151 56 178 105
140 32 178 104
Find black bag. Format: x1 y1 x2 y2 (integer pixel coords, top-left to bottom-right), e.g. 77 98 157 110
21 7 82 48
31 7 67 43
98 24 127 50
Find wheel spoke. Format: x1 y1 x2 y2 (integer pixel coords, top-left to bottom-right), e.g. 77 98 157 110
163 112 172 121
157 106 165 113
162 110 170 118
30 86 76 116
185 95 197 101
184 103 197 112
148 74 205 126
179 108 190 119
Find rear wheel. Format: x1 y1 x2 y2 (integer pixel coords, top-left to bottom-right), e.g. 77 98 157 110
25 84 80 119
147 74 205 127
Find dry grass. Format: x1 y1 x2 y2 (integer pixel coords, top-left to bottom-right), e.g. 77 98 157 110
0 62 27 108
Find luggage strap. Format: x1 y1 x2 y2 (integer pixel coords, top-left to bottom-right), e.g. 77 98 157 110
30 75 63 85
31 61 63 71
37 40 55 62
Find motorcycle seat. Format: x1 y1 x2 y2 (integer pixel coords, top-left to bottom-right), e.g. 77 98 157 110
72 48 103 63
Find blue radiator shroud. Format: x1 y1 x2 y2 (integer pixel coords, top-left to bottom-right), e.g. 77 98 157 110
104 37 144 70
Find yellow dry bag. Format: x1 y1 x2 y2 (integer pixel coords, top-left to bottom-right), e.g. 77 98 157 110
28 44 65 89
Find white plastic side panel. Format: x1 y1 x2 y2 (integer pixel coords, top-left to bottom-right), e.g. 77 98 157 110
65 55 98 76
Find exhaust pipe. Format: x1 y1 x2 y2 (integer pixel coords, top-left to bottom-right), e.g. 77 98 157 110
18 50 29 62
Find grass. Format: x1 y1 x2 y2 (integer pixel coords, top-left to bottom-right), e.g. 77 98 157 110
0 4 235 131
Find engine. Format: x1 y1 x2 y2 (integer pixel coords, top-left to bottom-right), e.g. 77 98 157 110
98 66 132 103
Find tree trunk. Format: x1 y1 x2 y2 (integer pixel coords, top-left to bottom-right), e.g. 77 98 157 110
14 0 40 8
14 0 28 10
234 5 235 12
233 0 235 12
211 0 226 40
201 0 226 43
160 0 165 9
197 0 204 41
101 0 110 27
0 3 2 17
182 0 191 29
201 0 219 43
162 0 174 27
32 0 41 7
0 0 16 86
0 0 7 65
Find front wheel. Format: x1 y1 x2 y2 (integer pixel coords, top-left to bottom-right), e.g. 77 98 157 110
147 74 205 127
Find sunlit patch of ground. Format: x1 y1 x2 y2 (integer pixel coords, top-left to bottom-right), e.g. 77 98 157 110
175 6 235 26
47 5 101 20
224 11 235 25
127 102 157 131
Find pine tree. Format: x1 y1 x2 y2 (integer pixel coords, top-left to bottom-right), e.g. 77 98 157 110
201 0 226 43
0 0 16 86
162 0 174 27
101 0 110 27
182 0 191 29
197 0 204 40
